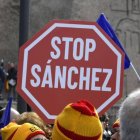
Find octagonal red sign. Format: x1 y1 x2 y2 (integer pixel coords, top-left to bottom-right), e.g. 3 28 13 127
17 20 124 123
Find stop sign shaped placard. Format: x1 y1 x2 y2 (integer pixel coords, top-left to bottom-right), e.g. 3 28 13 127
17 20 124 123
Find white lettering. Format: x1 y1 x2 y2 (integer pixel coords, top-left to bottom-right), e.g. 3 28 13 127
41 65 53 88
50 36 61 59
73 38 84 60
30 64 112 92
54 66 67 88
50 37 96 61
67 67 78 89
85 39 96 61
102 69 112 91
30 64 41 87
79 67 90 90
91 68 102 91
62 37 73 60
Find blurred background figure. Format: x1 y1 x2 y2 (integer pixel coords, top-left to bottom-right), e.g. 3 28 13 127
100 113 112 140
7 62 17 101
0 59 4 70
111 119 120 140
0 59 5 100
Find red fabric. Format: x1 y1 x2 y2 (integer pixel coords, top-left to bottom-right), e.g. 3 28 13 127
7 129 18 140
71 100 97 117
26 131 46 140
113 123 120 128
57 122 101 140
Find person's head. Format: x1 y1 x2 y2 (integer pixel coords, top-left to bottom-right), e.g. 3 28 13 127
15 112 49 137
119 88 140 140
0 122 47 140
52 100 103 140
10 62 15 68
111 119 120 140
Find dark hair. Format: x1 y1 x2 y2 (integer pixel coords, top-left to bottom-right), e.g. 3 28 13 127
100 113 109 122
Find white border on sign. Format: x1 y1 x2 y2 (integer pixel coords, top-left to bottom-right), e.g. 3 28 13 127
22 23 122 120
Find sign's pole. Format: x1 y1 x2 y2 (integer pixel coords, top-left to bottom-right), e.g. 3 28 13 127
17 0 30 113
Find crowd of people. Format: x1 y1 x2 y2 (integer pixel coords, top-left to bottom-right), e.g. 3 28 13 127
0 88 139 140
0 59 17 101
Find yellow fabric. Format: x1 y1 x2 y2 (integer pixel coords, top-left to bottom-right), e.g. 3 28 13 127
1 122 19 140
52 104 103 140
52 121 71 140
5 80 9 91
1 122 45 140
